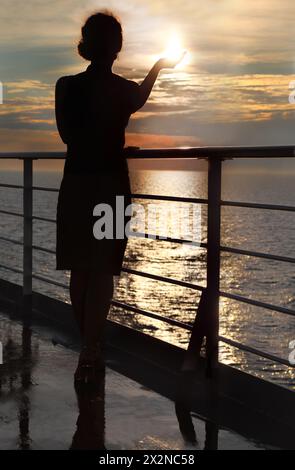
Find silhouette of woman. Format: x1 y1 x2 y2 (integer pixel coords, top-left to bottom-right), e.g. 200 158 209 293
55 11 184 384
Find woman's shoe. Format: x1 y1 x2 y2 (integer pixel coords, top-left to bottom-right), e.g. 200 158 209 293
74 343 105 385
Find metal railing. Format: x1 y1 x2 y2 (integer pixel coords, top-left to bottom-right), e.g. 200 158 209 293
0 146 295 371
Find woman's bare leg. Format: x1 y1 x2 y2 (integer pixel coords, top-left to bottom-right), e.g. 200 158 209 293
70 270 90 336
83 272 114 350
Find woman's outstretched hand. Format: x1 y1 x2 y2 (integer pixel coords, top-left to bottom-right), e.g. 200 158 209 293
157 51 187 70
138 50 187 109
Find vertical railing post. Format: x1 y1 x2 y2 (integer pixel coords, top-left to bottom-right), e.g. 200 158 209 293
23 158 33 313
182 157 222 375
205 157 222 372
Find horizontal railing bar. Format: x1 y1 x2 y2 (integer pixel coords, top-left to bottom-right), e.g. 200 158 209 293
219 335 294 368
222 200 295 212
220 245 295 264
18 276 194 331
0 146 295 160
125 146 295 159
17 249 295 319
0 183 23 190
5 239 295 318
8 183 293 213
121 267 205 292
31 189 207 202
131 231 205 247
111 299 192 330
32 215 56 223
32 273 69 289
0 209 23 218
220 291 295 317
0 152 66 160
30 274 187 302
0 235 23 246
32 244 55 255
32 186 59 193
0 263 23 275
10 236 295 267
111 300 294 367
131 193 208 204
1 190 293 216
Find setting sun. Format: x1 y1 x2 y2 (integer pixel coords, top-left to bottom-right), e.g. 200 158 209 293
162 33 190 67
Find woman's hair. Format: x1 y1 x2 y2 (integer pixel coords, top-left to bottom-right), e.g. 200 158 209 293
78 11 122 62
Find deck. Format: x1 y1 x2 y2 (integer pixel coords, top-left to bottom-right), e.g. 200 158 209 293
0 307 266 451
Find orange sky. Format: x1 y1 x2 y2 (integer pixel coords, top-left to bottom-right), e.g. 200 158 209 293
1 0 295 171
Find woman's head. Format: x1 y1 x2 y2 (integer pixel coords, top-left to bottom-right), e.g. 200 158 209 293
78 11 122 63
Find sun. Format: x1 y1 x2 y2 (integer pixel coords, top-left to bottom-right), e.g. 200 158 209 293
162 33 190 68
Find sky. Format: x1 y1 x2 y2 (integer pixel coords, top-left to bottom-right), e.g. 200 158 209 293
1 0 295 171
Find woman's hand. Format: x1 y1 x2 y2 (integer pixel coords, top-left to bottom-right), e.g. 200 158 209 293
138 50 187 109
157 51 187 70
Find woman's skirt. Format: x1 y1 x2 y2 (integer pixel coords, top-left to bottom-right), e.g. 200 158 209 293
56 170 131 273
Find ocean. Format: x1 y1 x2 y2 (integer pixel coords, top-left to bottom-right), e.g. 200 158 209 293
0 163 294 390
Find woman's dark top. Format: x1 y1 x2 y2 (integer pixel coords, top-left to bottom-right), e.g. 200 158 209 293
56 62 141 174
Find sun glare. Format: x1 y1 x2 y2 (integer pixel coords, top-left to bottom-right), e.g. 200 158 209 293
162 34 190 68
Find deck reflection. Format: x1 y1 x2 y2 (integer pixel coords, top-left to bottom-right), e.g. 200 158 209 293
0 311 268 450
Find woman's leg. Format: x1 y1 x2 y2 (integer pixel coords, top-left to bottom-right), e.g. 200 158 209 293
70 270 90 336
83 272 114 350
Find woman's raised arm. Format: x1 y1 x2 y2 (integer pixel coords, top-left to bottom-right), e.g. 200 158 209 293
138 51 186 108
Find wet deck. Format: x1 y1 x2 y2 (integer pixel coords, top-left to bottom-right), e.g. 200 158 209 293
0 310 267 451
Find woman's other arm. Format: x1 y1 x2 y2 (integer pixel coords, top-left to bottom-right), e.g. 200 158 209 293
55 76 70 144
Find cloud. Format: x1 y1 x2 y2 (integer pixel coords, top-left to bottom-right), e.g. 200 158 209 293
1 70 295 151
2 0 295 72
1 1 295 152
0 128 64 152
125 132 201 147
